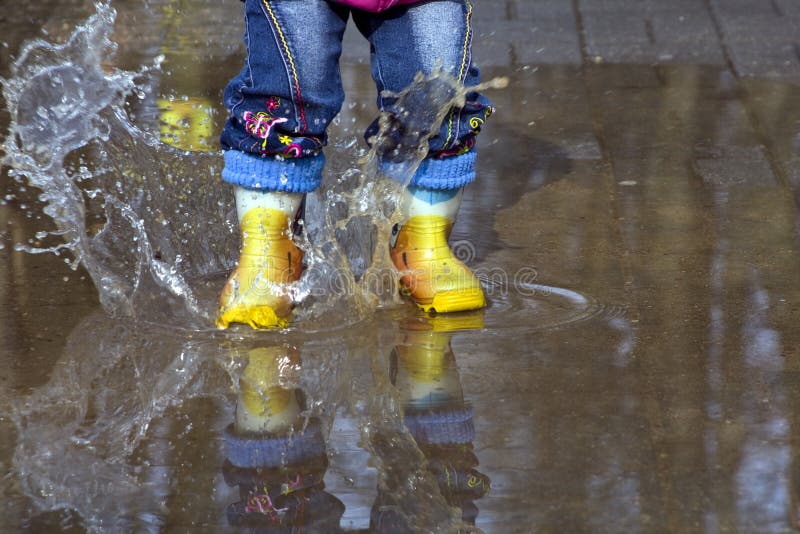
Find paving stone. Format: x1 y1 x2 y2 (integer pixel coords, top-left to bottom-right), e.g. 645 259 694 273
707 1 800 80
641 0 712 14
472 36 513 67
507 0 576 20
657 65 738 91
474 14 582 66
589 64 663 88
709 0 785 18
650 12 725 64
591 79 760 163
581 10 652 53
774 0 800 18
577 0 653 14
584 11 724 64
478 0 800 75
693 146 778 187
726 42 800 80
738 79 800 203
714 12 799 43
470 0 508 22
514 33 582 66
647 8 716 37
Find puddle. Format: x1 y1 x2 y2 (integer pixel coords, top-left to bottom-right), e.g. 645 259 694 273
0 2 539 530
4 0 800 532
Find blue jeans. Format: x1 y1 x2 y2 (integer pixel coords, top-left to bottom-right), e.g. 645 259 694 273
220 0 492 193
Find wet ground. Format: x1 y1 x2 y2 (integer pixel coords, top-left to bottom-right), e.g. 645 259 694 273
3 0 800 532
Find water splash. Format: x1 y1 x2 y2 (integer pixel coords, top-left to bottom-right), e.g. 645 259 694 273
3 312 229 529
1 8 504 525
1 0 506 332
298 71 508 323
0 25 514 529
1 2 236 325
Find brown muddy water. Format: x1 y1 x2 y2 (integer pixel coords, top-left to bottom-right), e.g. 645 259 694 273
2 0 800 532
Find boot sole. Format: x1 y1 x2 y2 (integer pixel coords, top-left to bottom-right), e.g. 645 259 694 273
415 287 486 313
216 304 289 329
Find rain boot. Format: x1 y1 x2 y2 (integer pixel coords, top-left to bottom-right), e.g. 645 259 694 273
223 346 344 530
217 188 304 329
371 314 490 532
235 346 303 435
390 186 485 313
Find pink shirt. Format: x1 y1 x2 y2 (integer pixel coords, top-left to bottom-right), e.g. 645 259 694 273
332 0 422 12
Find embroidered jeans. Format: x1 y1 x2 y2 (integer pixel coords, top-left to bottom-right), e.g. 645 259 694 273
220 0 492 192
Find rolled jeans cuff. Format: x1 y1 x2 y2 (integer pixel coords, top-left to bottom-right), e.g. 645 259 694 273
222 150 324 193
381 150 477 190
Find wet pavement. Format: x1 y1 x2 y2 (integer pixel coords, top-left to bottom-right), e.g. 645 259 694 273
3 0 800 532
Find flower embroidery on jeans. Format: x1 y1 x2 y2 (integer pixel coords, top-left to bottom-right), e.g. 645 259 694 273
240 97 320 158
265 97 281 112
243 111 288 149
243 97 288 151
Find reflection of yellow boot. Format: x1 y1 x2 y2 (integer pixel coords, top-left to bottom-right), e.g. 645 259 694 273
393 310 483 407
157 97 216 152
237 346 301 434
394 332 460 408
217 207 303 329
390 214 485 313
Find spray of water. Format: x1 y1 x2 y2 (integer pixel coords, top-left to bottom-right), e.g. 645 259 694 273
1 2 234 325
1 1 507 332
1 5 506 528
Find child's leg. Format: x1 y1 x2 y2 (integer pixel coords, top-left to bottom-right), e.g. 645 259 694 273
220 0 349 189
217 0 349 329
355 1 493 312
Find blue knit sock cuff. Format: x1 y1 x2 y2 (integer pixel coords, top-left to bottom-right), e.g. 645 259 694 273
403 406 475 445
222 150 324 193
380 150 477 190
223 419 326 468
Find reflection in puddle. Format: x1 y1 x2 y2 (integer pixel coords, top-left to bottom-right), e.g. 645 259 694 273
223 345 345 529
5 313 229 529
4 308 500 530
381 315 490 529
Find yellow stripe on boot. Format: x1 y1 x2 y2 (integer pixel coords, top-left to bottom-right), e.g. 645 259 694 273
217 207 303 329
390 215 485 313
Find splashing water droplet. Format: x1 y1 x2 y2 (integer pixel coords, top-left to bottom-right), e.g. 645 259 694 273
2 2 506 333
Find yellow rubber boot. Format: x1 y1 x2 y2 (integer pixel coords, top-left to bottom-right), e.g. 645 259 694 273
217 207 303 329
390 214 485 313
